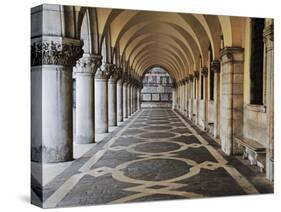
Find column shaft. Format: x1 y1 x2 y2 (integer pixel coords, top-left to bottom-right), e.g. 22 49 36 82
95 76 108 133
220 47 244 155
31 37 83 163
117 79 123 122
108 78 117 126
123 83 128 118
75 72 95 143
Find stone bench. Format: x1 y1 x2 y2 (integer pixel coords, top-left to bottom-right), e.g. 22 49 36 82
233 136 266 173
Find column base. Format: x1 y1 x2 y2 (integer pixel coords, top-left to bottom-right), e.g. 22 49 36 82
76 136 95 144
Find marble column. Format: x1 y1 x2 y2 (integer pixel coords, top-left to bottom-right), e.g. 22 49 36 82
31 37 83 163
75 54 101 144
95 67 110 134
108 68 120 127
131 83 135 115
220 47 244 155
202 67 208 129
184 78 189 116
212 60 221 139
137 86 141 110
123 81 128 119
183 83 185 114
172 86 176 109
127 83 132 116
194 71 200 124
264 23 274 181
117 76 124 122
188 75 194 119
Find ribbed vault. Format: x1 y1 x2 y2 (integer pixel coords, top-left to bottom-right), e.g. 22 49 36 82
71 6 246 82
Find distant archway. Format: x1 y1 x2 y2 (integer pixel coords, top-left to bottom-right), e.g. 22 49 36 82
141 66 173 108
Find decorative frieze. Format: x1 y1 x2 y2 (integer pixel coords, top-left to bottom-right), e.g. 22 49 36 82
31 37 84 67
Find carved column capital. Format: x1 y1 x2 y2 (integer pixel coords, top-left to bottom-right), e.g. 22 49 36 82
194 70 199 79
31 36 84 67
189 74 194 81
220 47 244 64
109 66 122 82
95 63 115 79
201 67 208 77
211 59 221 73
75 54 102 74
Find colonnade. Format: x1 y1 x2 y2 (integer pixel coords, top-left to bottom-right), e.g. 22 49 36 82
31 45 142 163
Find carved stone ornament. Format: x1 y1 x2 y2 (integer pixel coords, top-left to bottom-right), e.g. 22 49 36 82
95 63 114 79
211 59 220 73
31 37 84 67
109 66 122 81
194 70 199 79
189 74 194 81
75 54 102 74
201 67 208 77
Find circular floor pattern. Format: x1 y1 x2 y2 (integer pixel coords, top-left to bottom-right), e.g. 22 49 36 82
146 121 171 125
138 132 176 139
124 158 191 181
142 125 173 131
133 141 180 153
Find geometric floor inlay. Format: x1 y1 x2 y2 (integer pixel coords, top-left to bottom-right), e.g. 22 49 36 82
39 108 272 208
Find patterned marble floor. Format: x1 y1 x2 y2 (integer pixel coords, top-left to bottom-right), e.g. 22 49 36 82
36 108 273 208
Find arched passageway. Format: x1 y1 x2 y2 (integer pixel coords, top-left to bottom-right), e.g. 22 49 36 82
31 4 274 208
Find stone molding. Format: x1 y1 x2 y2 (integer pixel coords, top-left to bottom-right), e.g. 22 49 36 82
31 36 83 67
74 54 102 74
211 59 221 73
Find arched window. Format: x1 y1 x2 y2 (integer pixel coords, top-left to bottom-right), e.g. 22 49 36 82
250 18 265 105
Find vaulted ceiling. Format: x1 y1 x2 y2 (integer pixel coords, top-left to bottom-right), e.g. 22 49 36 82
71 6 246 81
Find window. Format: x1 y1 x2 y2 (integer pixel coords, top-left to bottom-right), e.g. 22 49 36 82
250 18 265 105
